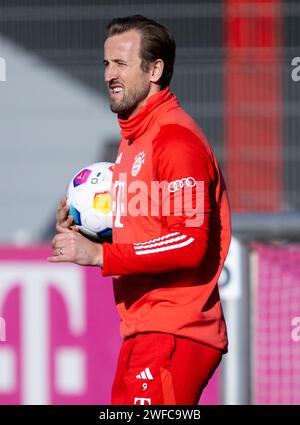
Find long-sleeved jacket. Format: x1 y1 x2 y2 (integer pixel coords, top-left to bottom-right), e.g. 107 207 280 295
102 88 231 352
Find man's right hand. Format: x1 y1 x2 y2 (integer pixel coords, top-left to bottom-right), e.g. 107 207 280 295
56 197 76 233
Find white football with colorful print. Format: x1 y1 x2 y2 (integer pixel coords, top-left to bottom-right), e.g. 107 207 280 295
66 162 114 241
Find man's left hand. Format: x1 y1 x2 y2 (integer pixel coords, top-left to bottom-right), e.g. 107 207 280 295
48 230 103 267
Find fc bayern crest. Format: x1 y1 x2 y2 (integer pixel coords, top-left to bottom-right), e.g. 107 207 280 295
131 151 145 177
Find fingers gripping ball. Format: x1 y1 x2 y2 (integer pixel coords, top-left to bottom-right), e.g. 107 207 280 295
66 162 114 242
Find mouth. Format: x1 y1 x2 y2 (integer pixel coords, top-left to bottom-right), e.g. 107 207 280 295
109 85 124 98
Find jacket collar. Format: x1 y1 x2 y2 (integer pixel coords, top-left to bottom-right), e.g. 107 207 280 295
118 87 178 141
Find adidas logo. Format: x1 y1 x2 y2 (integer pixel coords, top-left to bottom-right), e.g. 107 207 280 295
136 367 154 380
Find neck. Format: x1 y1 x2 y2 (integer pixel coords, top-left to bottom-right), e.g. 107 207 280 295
118 87 177 141
119 84 161 120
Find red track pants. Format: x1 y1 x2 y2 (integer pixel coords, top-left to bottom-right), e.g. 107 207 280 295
111 332 222 405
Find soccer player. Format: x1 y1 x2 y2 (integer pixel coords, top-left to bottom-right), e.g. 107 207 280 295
48 15 231 405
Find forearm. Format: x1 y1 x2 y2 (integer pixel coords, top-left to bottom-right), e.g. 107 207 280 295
101 228 208 276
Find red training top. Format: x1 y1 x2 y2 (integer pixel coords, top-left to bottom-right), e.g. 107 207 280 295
102 87 231 352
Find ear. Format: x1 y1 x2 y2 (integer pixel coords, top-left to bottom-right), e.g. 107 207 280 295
150 59 164 84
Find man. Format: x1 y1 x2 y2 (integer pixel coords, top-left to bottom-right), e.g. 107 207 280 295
48 15 231 405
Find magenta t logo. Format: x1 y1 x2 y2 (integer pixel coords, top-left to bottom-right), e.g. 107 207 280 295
0 264 86 404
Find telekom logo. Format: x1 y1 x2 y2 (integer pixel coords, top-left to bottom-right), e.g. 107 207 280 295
0 263 86 404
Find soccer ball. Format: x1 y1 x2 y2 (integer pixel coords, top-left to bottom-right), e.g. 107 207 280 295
66 162 114 241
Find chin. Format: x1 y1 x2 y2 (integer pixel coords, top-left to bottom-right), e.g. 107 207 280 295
110 105 122 114
110 102 121 113
110 100 137 118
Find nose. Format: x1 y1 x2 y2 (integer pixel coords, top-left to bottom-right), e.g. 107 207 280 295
104 64 118 84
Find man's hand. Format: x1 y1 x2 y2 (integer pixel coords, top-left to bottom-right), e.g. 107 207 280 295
47 230 103 267
56 197 76 233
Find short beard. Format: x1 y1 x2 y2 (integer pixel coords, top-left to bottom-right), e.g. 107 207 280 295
110 84 150 119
